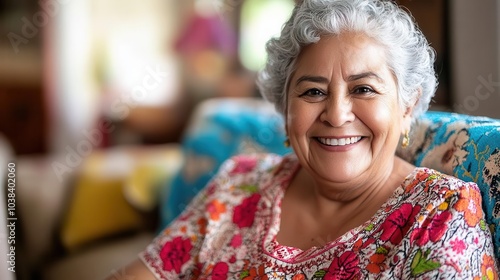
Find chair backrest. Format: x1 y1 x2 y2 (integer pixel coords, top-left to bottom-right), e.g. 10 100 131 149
397 111 500 259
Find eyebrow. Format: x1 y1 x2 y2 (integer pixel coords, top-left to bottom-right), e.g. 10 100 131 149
295 71 385 86
347 72 384 83
295 75 329 86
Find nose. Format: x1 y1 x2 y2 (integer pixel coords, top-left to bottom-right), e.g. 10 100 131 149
319 93 355 127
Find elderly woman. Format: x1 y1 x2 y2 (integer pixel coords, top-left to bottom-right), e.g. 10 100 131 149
113 0 498 279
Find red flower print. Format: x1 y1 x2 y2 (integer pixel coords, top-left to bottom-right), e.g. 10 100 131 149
379 203 421 244
405 171 430 193
160 236 193 274
292 274 306 280
353 237 375 251
190 263 203 280
353 239 363 251
197 218 207 235
230 157 258 175
450 238 467 254
242 264 268 280
233 194 261 228
410 211 451 246
366 253 387 274
324 251 361 280
211 262 229 280
230 234 242 248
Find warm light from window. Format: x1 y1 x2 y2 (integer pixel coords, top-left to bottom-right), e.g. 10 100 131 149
239 0 294 72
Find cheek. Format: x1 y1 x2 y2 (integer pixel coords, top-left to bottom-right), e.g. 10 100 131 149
357 99 401 135
287 102 317 136
372 106 393 126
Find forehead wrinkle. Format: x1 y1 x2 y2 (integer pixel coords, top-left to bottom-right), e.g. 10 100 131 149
295 75 330 86
292 33 392 89
347 72 385 83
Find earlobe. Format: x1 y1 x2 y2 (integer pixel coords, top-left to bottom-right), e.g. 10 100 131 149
401 112 412 135
401 88 421 133
401 105 414 133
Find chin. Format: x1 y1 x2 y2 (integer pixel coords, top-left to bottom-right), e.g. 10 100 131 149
316 164 367 184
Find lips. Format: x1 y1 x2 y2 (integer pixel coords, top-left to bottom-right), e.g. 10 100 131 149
317 136 362 146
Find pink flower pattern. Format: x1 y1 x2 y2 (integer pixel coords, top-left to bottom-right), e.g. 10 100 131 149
229 156 257 175
230 234 242 248
233 193 261 228
159 236 192 273
410 211 452 246
141 154 498 279
324 251 361 280
379 203 421 244
450 238 467 254
211 262 229 280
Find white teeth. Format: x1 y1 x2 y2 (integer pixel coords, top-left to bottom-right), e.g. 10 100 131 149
318 136 362 146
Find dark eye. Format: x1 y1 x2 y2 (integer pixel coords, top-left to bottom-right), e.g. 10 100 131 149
299 88 327 102
352 86 376 95
300 88 326 97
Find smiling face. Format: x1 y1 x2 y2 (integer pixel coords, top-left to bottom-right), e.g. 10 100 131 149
286 32 412 185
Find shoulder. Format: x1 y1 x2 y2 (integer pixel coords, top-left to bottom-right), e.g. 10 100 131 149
402 167 490 241
218 153 285 175
177 153 298 214
404 167 480 197
396 168 497 278
213 153 298 190
402 167 484 225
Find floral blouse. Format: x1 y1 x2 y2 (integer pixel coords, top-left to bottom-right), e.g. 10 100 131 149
140 153 498 279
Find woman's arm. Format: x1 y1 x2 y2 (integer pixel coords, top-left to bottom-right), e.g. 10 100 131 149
105 259 156 280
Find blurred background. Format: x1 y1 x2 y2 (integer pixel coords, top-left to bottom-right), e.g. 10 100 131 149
0 0 297 155
0 0 499 279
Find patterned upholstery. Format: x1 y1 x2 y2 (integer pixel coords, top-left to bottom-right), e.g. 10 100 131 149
160 98 500 259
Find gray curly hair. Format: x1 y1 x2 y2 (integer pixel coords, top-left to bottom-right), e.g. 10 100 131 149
257 0 438 120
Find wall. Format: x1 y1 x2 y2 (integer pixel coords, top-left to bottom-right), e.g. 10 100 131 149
47 0 187 153
450 0 500 119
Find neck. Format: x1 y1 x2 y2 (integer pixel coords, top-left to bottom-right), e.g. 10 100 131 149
291 156 413 221
277 156 415 250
